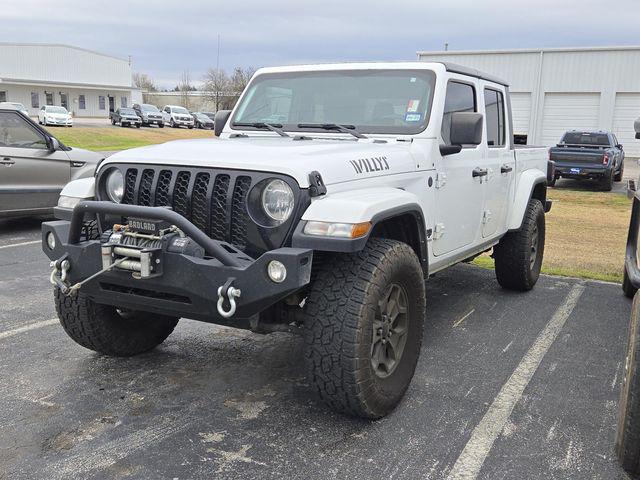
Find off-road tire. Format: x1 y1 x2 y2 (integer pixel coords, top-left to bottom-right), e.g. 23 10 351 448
601 171 614 191
54 288 179 357
111 118 115 125
170 119 177 128
303 238 426 419
624 265 638 299
494 198 545 291
616 162 625 182
616 294 640 476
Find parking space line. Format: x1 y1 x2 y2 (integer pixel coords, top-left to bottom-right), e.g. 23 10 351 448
446 282 586 480
0 240 40 250
0 319 58 341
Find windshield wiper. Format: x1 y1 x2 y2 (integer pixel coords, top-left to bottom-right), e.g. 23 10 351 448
232 122 290 137
297 123 367 139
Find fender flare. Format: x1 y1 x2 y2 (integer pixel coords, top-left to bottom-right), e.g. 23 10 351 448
59 176 95 199
507 169 547 231
292 187 428 267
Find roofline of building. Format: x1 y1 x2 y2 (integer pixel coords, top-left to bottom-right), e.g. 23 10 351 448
417 45 640 56
0 76 133 91
0 42 130 63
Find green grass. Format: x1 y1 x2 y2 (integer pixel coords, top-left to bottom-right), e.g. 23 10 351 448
54 127 214 151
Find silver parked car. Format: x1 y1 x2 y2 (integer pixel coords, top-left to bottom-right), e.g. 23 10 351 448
0 108 102 218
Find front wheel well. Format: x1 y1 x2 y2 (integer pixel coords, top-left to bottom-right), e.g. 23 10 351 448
532 181 547 205
370 212 428 271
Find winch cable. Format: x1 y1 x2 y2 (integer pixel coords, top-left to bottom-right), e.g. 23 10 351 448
51 256 132 296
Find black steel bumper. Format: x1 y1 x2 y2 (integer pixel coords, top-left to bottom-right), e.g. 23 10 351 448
42 201 313 323
626 180 640 290
554 163 610 178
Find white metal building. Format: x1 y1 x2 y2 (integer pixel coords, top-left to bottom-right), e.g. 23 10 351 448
417 46 640 156
0 43 141 118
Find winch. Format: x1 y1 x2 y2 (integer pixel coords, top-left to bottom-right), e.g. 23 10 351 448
100 219 204 279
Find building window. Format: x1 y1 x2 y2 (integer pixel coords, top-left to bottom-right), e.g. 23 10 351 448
484 88 505 147
441 81 476 145
121 96 127 108
45 92 54 106
98 96 106 110
31 92 39 108
79 95 86 110
0 91 6 102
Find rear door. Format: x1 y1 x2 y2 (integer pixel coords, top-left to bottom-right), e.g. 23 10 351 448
481 86 514 238
432 79 486 256
0 111 70 213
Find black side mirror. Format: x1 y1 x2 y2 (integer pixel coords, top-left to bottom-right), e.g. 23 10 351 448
618 144 624 149
214 110 232 137
48 137 60 152
449 112 483 146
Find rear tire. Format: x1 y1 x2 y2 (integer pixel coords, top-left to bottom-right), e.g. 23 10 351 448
601 171 614 191
303 238 426 419
54 288 179 357
616 162 625 182
616 293 640 476
494 198 545 291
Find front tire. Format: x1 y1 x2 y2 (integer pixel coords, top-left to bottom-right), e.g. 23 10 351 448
303 238 426 419
494 198 545 291
54 288 179 357
616 293 640 476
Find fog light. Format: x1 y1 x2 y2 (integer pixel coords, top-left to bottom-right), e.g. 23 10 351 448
267 260 287 283
46 232 56 250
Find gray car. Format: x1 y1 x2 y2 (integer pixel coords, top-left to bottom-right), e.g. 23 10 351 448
0 108 102 218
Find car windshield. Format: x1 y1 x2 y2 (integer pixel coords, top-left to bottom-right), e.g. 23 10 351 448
120 108 136 115
172 107 189 114
561 132 611 146
47 106 68 114
141 104 159 112
232 69 436 135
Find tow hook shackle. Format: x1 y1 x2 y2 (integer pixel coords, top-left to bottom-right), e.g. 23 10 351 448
217 280 241 318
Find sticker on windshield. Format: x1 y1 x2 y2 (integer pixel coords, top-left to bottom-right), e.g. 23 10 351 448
405 113 421 122
407 100 420 112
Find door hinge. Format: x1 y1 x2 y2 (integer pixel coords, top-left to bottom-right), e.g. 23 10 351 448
435 172 447 189
434 223 445 239
482 210 492 224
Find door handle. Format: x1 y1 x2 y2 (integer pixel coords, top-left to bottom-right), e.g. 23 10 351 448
0 157 15 166
500 164 513 173
472 167 488 178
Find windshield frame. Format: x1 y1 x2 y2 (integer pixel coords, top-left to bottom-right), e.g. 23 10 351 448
229 68 437 136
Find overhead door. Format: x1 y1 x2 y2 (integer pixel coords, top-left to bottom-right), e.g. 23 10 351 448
613 93 640 157
541 93 601 147
510 92 532 137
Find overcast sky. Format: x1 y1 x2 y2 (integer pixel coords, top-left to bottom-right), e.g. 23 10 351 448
3 0 640 89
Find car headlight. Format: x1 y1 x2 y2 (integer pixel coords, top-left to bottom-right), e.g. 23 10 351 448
105 169 124 203
262 179 294 223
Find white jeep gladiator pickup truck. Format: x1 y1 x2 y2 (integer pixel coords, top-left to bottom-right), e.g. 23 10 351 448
43 62 552 419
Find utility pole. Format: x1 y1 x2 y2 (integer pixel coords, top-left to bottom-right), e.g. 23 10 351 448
444 43 449 51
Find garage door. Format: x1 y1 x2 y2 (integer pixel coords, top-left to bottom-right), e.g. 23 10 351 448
613 93 640 157
510 92 532 137
541 93 601 147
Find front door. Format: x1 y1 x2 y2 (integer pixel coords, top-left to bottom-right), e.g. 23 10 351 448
432 80 486 256
481 86 514 238
60 92 69 111
0 110 70 212
108 96 115 113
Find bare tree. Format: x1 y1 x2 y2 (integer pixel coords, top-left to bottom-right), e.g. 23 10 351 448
133 72 158 92
177 70 193 110
203 68 229 112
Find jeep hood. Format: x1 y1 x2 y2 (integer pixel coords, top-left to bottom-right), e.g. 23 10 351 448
100 137 417 188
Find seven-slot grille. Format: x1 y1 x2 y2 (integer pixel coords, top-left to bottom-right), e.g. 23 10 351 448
119 167 253 250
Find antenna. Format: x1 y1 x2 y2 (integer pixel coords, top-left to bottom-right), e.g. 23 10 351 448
216 34 220 71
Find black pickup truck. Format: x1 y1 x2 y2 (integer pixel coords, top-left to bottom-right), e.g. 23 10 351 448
548 130 624 191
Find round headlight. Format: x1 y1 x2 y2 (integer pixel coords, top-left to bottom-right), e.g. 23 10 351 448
262 179 294 223
105 169 124 203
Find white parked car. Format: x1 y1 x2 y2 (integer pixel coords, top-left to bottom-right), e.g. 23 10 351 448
0 101 29 116
44 62 552 419
161 105 194 129
38 105 73 127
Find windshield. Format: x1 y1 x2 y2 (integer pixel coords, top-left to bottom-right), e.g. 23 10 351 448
172 107 189 114
232 69 436 135
120 108 136 115
141 104 159 112
561 132 611 146
47 106 68 114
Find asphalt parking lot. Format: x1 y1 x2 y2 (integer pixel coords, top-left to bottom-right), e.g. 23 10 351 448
0 217 633 479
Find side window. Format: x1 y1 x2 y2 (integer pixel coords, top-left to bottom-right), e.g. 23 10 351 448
121 96 127 108
45 92 54 106
32 93 40 108
442 81 476 145
0 91 6 102
98 96 106 110
484 88 506 147
79 95 86 110
0 111 48 149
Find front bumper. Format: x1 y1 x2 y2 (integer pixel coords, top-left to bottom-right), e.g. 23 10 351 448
42 201 313 323
173 118 194 126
